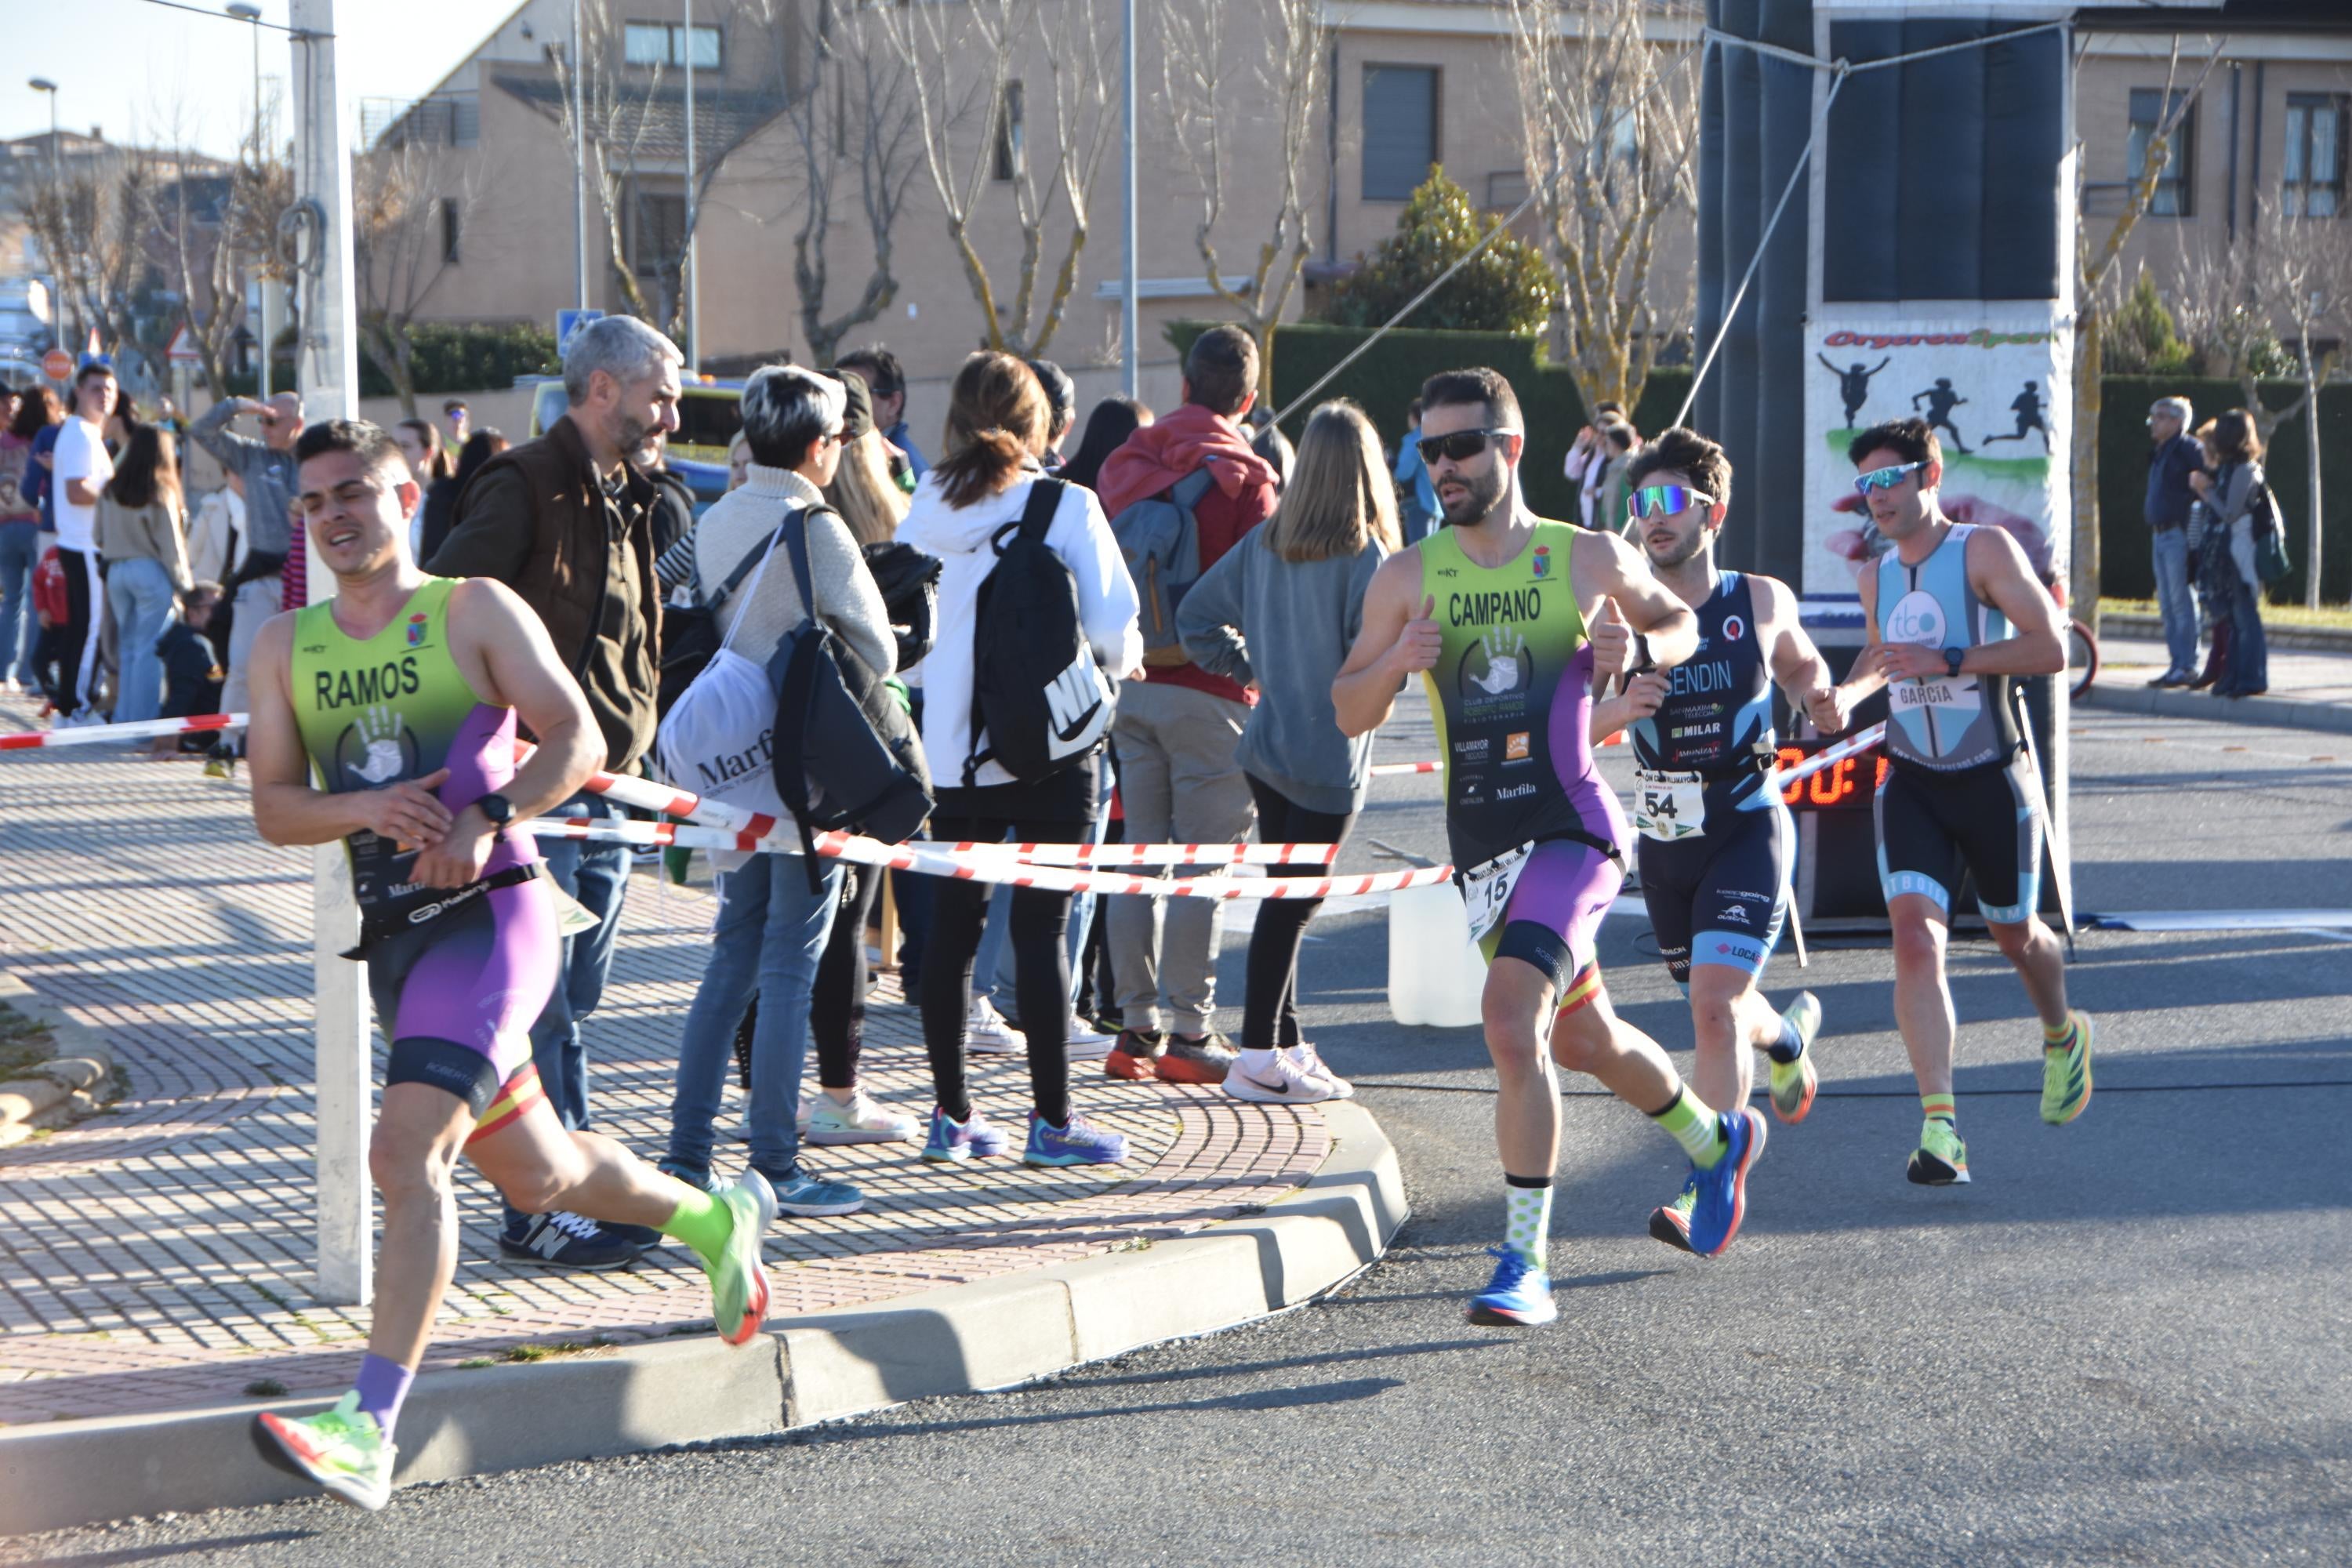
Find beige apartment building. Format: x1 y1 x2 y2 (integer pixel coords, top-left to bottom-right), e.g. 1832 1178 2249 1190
379 3 2348 405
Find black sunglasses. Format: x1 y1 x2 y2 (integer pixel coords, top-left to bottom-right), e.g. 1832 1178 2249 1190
1417 427 1521 466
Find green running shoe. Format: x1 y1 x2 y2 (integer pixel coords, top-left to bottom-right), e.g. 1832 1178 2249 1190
252 1392 394 1511
707 1168 779 1346
2041 1010 2094 1126
1768 991 1822 1125
1647 1171 1700 1254
1906 1118 1969 1186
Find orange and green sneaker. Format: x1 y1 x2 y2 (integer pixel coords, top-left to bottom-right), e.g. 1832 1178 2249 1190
2041 1010 2094 1126
253 1392 394 1510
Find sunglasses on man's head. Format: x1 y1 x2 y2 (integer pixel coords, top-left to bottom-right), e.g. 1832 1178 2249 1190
1416 427 1519 466
1853 461 1926 498
1628 485 1714 521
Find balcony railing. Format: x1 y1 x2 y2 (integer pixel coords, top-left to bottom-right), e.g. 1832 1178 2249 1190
361 93 480 152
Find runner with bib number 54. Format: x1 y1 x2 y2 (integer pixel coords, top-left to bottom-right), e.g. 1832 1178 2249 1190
1810 417 2092 1189
1335 368 1770 1331
1588 428 1835 1253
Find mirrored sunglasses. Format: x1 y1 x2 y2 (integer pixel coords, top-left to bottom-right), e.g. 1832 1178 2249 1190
1853 461 1926 498
1628 485 1714 521
1416 427 1519 466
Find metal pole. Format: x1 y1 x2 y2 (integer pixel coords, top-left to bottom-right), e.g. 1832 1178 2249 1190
683 0 700 372
255 19 271 401
289 0 372 1308
47 90 63 354
1121 0 1138 398
573 0 590 311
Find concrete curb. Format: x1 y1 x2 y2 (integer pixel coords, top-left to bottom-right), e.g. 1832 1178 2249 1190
0 971 115 1145
2100 611 2352 655
0 1101 1406 1534
2078 681 2352 737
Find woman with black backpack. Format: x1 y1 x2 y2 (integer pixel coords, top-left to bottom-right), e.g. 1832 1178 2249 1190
898 352 1143 1168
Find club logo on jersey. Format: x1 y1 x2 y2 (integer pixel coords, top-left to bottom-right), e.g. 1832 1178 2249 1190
1530 545 1550 579
406 613 430 648
1886 590 1948 648
1721 614 1744 642
333 703 417 788
1459 624 1533 706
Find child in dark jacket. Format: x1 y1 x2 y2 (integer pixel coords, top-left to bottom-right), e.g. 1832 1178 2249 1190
154 581 226 755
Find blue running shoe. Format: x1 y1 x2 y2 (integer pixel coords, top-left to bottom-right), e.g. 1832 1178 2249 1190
753 1164 866 1218
1686 1107 1766 1257
921 1105 1010 1163
1466 1246 1557 1327
1022 1110 1129 1167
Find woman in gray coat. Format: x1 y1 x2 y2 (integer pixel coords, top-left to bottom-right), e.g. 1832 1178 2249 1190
2187 408 2268 699
1178 399 1399 1104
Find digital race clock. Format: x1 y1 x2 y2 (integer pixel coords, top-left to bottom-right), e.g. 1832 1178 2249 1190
1771 742 1888 811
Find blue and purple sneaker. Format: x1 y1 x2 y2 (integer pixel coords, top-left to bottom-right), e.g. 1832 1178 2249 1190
922 1105 1011 1163
1022 1110 1128 1167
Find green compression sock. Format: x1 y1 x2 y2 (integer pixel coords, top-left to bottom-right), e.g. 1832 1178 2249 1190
2042 1015 2078 1049
661 1186 734 1269
1650 1087 1729 1169
1922 1091 1958 1127
1503 1175 1553 1269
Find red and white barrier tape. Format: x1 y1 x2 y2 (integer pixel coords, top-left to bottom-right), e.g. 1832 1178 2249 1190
555 753 1336 865
0 712 246 752
1367 760 1440 777
524 815 1452 899
1761 722 1888 795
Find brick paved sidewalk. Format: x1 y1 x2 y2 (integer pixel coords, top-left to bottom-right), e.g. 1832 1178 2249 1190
0 697 1327 1428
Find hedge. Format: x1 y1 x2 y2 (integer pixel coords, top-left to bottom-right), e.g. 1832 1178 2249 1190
1167 321 1689 520
223 321 560 401
2096 375 2350 606
1169 324 2349 602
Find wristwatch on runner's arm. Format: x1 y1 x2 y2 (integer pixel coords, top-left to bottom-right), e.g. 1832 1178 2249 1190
476 793 516 836
1943 647 1965 679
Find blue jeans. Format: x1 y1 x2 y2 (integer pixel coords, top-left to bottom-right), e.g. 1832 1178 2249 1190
2222 571 2269 695
504 790 630 1229
0 523 38 685
2150 526 2198 676
667 853 841 1176
103 557 177 724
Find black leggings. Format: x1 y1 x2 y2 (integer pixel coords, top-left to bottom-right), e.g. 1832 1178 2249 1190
1243 775 1358 1051
59 546 102 718
920 808 1085 1127
810 862 884 1089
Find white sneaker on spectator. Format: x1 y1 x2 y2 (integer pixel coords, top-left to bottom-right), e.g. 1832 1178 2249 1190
1224 1046 1336 1104
1063 1016 1116 1061
1291 1043 1355 1098
805 1088 920 1145
967 994 1024 1054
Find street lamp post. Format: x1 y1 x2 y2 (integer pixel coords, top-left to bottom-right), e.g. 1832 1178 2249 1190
27 78 62 356
227 4 270 398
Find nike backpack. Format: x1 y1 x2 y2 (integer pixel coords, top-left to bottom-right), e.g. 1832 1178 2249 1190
963 477 1115 787
1108 466 1214 667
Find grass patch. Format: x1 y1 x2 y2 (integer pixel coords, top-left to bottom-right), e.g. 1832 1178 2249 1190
457 1357 496 1370
0 1004 56 1080
502 1340 592 1363
242 1378 288 1398
2102 595 2352 630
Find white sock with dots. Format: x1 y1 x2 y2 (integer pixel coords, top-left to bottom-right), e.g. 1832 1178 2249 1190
1503 1178 1552 1269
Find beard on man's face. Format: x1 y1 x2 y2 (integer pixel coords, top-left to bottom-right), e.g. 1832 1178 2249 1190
1438 461 1507 528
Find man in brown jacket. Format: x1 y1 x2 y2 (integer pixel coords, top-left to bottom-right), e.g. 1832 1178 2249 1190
426 314 680 1269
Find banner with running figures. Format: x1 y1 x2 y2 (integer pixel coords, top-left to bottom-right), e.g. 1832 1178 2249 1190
1801 304 2072 603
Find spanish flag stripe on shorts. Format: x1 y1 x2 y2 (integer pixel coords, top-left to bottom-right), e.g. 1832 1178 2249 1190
466 1062 546 1147
1556 964 1605 1019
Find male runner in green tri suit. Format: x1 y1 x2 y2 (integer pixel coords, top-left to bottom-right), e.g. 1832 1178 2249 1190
1337 368 1765 1330
243 420 774 1511
1812 417 2092 1186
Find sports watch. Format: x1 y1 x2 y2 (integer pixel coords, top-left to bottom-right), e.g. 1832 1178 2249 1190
1942 647 1965 679
476 793 516 831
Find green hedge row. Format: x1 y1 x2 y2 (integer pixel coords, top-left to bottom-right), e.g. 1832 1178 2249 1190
223 321 560 401
1170 324 2349 602
2096 375 2350 606
1167 321 1688 520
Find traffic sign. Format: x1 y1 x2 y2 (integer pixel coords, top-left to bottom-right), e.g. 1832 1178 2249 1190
165 325 201 365
42 348 71 381
557 308 604 353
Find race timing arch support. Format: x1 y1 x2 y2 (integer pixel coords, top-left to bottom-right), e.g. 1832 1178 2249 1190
1695 0 2078 931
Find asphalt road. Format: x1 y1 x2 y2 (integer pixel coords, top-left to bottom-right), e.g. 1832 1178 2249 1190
9 701 2351 1566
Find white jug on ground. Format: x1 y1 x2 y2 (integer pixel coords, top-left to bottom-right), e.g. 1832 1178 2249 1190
1388 881 1487 1028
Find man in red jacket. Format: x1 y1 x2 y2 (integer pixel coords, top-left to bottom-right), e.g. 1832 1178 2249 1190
1093 325 1280 1083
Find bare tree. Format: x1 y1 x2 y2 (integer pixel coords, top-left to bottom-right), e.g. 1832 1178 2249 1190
144 100 289 398
749 0 920 368
354 142 483 417
1156 0 1325 400
2255 196 2351 608
2166 226 2303 444
880 0 1119 358
2069 34 2226 622
22 147 165 373
1503 0 1700 416
550 8 672 327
